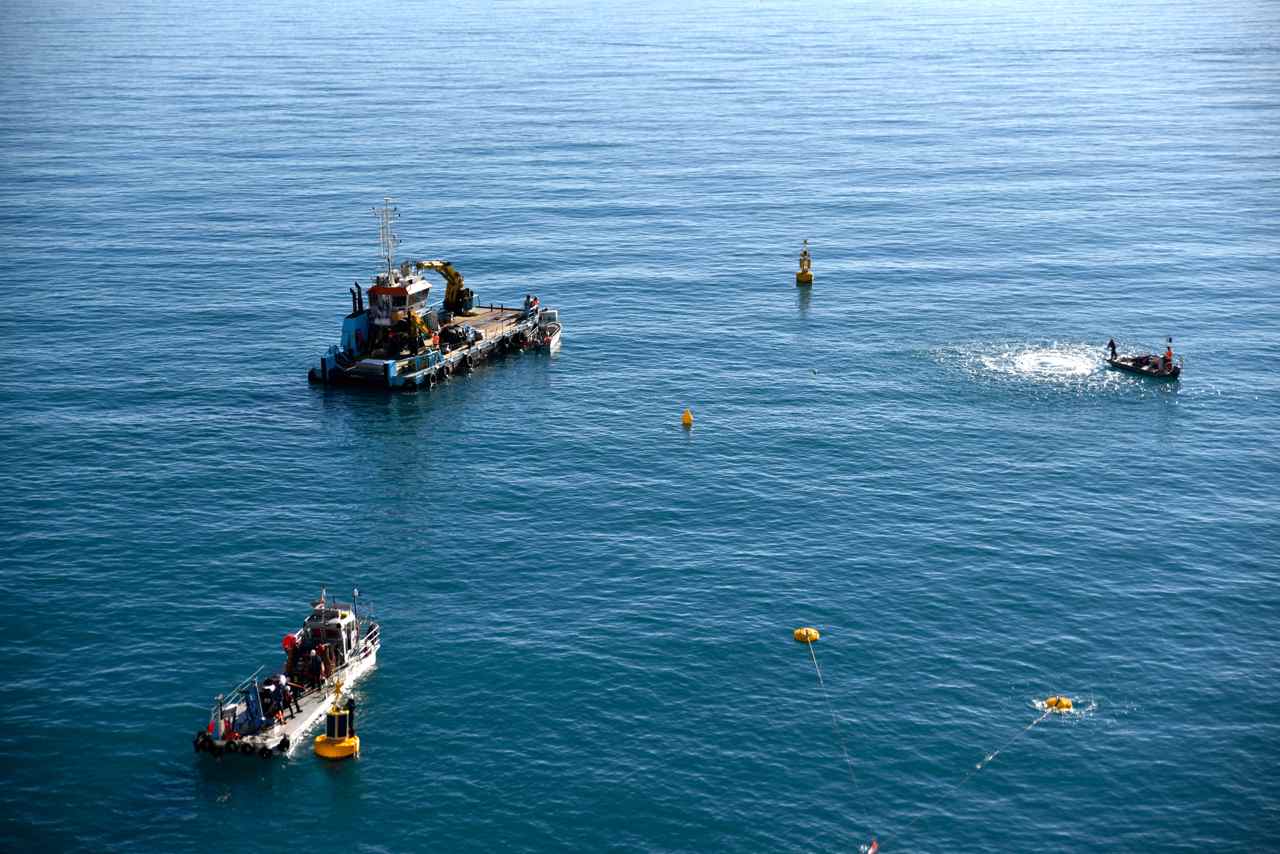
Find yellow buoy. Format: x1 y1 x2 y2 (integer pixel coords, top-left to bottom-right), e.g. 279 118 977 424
793 627 820 643
1044 695 1073 712
314 682 360 760
796 239 813 286
681 408 693 428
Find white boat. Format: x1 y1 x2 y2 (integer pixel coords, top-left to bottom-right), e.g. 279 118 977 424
536 309 562 353
192 589 380 759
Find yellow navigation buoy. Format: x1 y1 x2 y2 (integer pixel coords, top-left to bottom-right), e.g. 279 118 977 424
681 408 693 429
796 239 813 286
1043 695 1073 712
314 682 360 760
794 627 820 643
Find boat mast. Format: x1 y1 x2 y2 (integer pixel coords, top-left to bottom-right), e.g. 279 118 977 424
374 197 400 278
353 586 360 646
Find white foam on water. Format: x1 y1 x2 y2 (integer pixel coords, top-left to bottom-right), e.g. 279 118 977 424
940 341 1121 393
1013 350 1095 377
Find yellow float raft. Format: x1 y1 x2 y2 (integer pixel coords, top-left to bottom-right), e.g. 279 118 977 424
1043 695 1073 713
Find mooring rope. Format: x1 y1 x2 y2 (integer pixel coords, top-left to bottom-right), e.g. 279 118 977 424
883 708 1052 849
806 639 858 790
976 709 1051 771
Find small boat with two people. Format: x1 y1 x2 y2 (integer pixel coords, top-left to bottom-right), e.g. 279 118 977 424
1105 337 1181 380
192 589 380 759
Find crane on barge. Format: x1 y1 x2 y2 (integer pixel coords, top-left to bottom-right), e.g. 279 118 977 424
309 199 561 390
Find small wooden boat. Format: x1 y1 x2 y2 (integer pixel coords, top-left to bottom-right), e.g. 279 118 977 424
1106 354 1180 380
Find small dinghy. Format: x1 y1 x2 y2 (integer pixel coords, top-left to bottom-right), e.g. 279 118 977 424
1106 354 1181 380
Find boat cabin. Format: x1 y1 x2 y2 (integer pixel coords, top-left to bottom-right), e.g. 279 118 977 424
368 271 432 327
302 601 360 666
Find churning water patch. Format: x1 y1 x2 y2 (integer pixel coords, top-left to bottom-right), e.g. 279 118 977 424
935 342 1141 395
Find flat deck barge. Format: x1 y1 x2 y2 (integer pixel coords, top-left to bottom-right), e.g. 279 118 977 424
309 199 561 391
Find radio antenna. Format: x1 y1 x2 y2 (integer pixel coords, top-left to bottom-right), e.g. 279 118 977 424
373 197 400 277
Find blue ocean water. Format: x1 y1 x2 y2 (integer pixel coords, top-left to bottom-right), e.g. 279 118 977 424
2 0 1279 850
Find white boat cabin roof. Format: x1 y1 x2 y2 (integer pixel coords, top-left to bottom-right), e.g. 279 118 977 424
369 271 432 298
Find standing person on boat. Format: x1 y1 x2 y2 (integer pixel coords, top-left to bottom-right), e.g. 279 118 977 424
1107 338 1118 360
278 673 300 718
1163 338 1174 373
307 649 324 691
261 679 282 724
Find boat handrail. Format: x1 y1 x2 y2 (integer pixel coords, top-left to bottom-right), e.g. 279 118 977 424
214 664 267 706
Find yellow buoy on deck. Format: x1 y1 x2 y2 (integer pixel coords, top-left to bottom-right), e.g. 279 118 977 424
1043 695 1073 712
681 408 693 428
796 239 813 286
314 682 360 760
794 626 820 643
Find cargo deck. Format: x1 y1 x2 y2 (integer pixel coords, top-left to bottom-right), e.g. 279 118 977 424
309 200 561 391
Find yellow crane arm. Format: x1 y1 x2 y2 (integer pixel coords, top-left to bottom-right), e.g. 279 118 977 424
415 259 474 314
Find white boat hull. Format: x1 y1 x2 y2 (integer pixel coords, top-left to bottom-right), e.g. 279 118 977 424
206 639 379 757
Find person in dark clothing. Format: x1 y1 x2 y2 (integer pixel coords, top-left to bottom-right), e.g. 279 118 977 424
307 649 324 690
278 673 301 716
261 681 283 725
1107 338 1118 360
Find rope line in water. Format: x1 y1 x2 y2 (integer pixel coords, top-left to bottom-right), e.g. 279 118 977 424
884 709 1052 849
805 640 858 789
977 709 1051 770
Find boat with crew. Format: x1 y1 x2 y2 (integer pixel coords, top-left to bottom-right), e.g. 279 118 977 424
309 198 562 390
1106 354 1181 380
192 589 379 759
1104 337 1181 380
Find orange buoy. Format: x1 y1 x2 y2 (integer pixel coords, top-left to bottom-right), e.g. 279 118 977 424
793 627 820 643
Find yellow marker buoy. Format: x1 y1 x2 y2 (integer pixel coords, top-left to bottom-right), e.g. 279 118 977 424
1043 695 1073 712
681 408 693 429
794 626 820 643
314 681 360 760
796 239 813 286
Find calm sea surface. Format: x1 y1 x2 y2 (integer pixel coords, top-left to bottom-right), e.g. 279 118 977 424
2 1 1278 851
